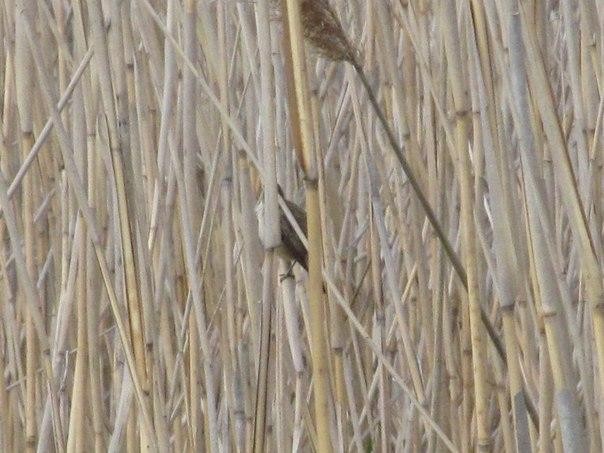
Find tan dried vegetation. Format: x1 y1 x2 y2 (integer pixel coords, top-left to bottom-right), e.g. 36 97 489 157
0 0 603 452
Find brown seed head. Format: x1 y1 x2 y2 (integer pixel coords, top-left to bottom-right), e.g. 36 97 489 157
300 0 358 63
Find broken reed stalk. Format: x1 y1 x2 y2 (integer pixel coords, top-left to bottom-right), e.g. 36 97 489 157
299 0 506 360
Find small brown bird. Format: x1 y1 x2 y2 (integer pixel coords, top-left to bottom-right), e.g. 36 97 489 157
279 197 308 271
256 188 308 272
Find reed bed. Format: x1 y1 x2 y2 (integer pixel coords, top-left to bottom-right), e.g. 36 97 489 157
0 0 603 451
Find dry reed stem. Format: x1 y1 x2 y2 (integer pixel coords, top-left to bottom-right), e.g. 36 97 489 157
1 1 603 451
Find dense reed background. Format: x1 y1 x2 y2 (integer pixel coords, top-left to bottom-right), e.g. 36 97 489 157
0 0 603 451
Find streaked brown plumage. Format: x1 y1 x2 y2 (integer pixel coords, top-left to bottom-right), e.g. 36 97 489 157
256 188 308 271
279 197 307 271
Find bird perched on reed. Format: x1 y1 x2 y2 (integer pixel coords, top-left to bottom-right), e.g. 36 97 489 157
255 1 356 274
256 187 308 272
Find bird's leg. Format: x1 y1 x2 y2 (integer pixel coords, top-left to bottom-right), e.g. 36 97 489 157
279 260 296 283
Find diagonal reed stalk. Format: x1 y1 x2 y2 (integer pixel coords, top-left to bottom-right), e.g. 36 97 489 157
3 1 603 451
299 0 506 361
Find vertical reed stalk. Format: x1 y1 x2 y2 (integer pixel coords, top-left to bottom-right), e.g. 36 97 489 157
442 1 490 448
15 1 38 449
282 1 333 450
2 1 604 451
